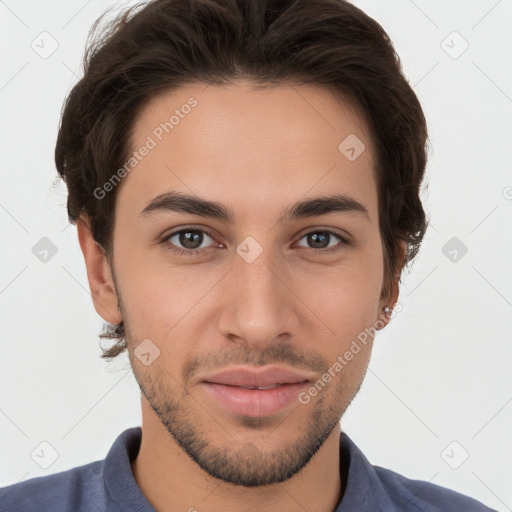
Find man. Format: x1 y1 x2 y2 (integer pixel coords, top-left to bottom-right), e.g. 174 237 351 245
0 0 497 510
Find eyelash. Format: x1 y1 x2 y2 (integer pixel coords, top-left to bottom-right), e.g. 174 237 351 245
161 225 350 257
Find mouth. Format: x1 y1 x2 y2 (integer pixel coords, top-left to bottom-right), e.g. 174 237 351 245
200 380 310 417
197 365 314 417
199 365 313 387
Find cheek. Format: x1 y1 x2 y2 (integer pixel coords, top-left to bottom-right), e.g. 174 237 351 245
301 256 383 330
123 271 198 338
296 257 383 376
115 248 222 351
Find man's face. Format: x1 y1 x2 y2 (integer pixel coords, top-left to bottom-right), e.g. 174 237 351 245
104 81 391 486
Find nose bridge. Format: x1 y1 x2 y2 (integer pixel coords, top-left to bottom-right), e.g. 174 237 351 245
235 244 284 316
218 242 297 347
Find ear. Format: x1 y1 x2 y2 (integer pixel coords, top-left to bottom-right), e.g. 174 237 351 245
376 240 407 329
76 216 122 325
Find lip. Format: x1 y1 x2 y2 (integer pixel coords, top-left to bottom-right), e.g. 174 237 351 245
199 365 313 417
200 365 313 387
200 381 309 417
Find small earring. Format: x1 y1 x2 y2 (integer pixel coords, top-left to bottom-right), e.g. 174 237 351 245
384 306 392 316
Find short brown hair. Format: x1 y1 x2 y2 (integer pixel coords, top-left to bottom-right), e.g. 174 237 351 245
55 0 430 360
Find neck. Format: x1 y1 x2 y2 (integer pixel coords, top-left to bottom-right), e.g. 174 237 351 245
131 399 344 512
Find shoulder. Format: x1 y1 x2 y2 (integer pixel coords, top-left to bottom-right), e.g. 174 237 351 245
373 464 498 512
0 460 111 512
339 431 497 511
0 427 142 512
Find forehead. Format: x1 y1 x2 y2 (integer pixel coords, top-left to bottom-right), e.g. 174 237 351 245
118 80 378 223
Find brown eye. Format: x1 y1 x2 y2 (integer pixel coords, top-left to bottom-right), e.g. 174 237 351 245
162 227 217 256
296 230 349 252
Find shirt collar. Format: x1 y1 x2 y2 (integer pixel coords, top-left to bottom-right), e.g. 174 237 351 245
104 426 396 511
336 431 397 511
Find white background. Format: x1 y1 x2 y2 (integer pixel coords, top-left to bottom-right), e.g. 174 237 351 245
0 1 511 510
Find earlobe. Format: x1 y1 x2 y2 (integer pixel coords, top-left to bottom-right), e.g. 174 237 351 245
378 279 400 329
376 240 407 330
76 216 122 325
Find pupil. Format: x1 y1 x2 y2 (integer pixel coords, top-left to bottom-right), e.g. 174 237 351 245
180 231 202 249
309 232 329 249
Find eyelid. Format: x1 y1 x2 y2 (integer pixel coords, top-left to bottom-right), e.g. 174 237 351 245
162 223 217 237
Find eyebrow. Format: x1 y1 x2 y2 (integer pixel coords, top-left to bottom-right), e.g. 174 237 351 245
138 191 370 223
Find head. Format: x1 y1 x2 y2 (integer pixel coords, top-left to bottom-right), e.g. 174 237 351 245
56 0 429 487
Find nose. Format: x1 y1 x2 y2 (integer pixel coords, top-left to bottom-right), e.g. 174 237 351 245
216 244 301 352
